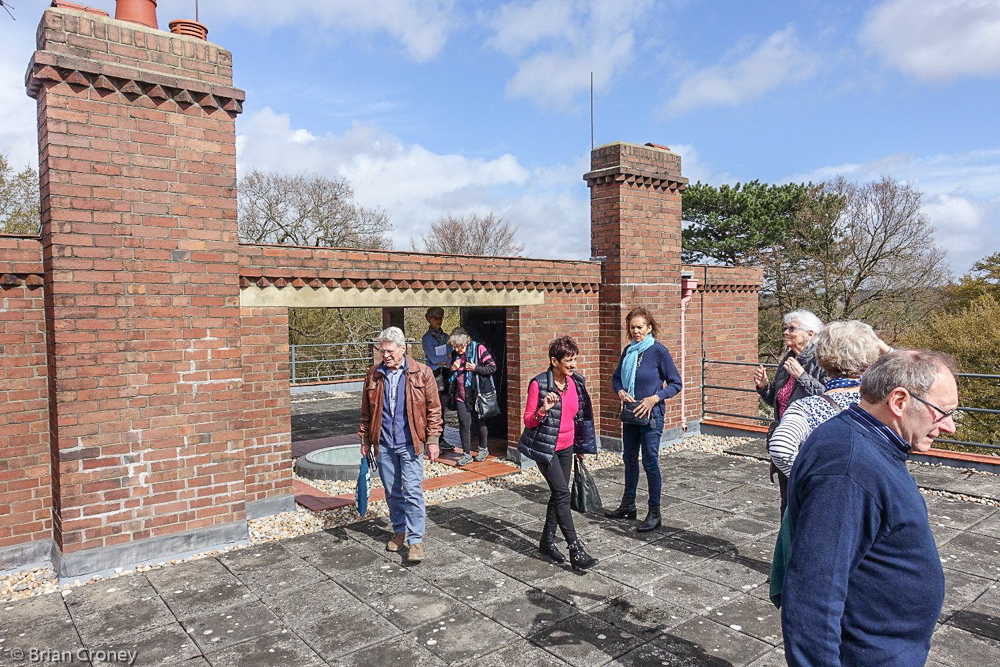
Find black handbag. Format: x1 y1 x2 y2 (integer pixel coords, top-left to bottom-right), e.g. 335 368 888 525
433 368 447 394
619 350 650 426
620 401 650 426
570 458 603 513
475 373 501 418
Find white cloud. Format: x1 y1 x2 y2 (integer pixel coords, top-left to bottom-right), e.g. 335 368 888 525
0 20 40 169
784 149 1000 274
861 0 1000 81
205 0 458 62
236 108 591 257
665 27 816 116
486 0 653 110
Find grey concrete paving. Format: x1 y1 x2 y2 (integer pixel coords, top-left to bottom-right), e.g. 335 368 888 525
3 451 1000 665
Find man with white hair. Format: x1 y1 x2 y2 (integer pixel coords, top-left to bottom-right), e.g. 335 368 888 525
782 350 959 666
359 327 442 563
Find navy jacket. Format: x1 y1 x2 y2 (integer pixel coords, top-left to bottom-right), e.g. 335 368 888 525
611 340 683 422
518 371 596 464
782 405 944 667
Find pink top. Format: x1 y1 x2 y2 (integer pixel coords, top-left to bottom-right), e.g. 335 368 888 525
523 377 579 451
776 377 796 418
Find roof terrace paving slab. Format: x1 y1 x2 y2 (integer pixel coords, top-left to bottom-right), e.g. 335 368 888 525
939 567 996 622
680 552 771 592
199 629 326 667
331 633 448 667
489 551 569 585
450 536 520 567
588 589 695 640
301 540 393 577
924 495 998 530
411 608 520 665
0 592 74 635
631 536 724 570
430 568 529 606
216 542 326 599
967 512 1000 540
947 608 1000 642
527 611 643 667
472 588 580 638
662 616 773 666
745 646 790 666
938 531 1000 580
366 585 470 633
696 515 778 548
588 553 679 590
337 559 428 599
473 639 571 667
265 580 400 661
181 600 284 654
409 543 481 580
537 571 630 612
145 559 256 619
927 624 1000 666
66 575 176 644
711 594 783 646
651 572 744 615
0 611 90 666
86 622 200 667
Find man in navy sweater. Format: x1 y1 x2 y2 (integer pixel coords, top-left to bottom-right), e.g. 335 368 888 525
782 350 959 666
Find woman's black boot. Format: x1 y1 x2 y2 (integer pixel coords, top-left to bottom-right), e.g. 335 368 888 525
603 501 637 520
568 540 598 571
636 507 661 533
539 526 566 563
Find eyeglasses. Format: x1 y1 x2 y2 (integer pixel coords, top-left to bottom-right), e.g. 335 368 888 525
782 326 800 333
910 393 956 423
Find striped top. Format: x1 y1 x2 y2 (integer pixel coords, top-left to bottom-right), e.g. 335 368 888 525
768 390 860 477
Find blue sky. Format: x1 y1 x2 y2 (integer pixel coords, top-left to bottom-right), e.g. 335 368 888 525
2 0 998 274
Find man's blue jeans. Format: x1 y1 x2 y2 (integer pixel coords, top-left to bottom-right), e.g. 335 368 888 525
622 413 663 510
377 441 425 544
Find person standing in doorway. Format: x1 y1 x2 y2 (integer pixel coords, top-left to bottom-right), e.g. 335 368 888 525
359 327 443 563
422 307 455 452
447 327 497 466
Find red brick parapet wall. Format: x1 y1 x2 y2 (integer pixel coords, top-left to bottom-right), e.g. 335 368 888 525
237 244 602 292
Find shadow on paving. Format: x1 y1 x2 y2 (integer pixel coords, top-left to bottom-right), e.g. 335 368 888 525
3 451 1000 666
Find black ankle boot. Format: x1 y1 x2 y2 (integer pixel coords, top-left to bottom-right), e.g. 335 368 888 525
603 501 637 520
636 507 661 533
539 528 566 563
568 539 598 570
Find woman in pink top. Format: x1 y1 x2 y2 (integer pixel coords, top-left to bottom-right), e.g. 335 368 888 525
518 336 598 571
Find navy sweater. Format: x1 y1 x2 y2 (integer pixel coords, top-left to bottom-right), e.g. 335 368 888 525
611 340 683 421
782 405 944 667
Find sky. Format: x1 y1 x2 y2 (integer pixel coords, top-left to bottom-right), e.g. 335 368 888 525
1 0 998 275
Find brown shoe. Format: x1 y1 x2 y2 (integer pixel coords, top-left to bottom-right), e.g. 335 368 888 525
386 533 406 552
406 542 425 563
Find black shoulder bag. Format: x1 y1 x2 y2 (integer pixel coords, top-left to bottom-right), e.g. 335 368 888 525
620 351 650 426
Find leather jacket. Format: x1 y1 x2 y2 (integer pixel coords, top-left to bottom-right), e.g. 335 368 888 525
359 357 443 456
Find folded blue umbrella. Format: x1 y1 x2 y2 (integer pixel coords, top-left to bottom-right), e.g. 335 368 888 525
355 449 378 517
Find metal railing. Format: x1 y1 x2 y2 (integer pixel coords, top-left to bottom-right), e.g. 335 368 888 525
701 358 1000 452
290 340 427 385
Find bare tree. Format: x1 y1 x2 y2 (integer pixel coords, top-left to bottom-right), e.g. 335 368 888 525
0 153 39 235
760 176 950 355
238 169 392 249
413 212 525 256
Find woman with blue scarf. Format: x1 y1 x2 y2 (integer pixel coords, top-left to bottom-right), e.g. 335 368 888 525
447 327 497 466
606 307 683 532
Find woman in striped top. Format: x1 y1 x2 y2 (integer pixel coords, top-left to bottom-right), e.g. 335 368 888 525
768 320 889 478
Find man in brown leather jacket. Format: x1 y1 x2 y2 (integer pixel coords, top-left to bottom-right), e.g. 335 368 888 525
359 327 442 563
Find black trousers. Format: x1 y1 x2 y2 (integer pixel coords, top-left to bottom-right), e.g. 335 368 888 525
455 399 488 454
771 461 789 518
539 447 577 544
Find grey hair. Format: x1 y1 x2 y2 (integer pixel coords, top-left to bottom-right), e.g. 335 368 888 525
448 327 471 348
784 310 824 334
860 349 958 403
815 320 881 378
376 326 406 349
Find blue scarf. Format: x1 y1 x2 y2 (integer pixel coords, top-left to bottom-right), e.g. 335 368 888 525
621 334 656 396
449 340 479 388
825 377 861 391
